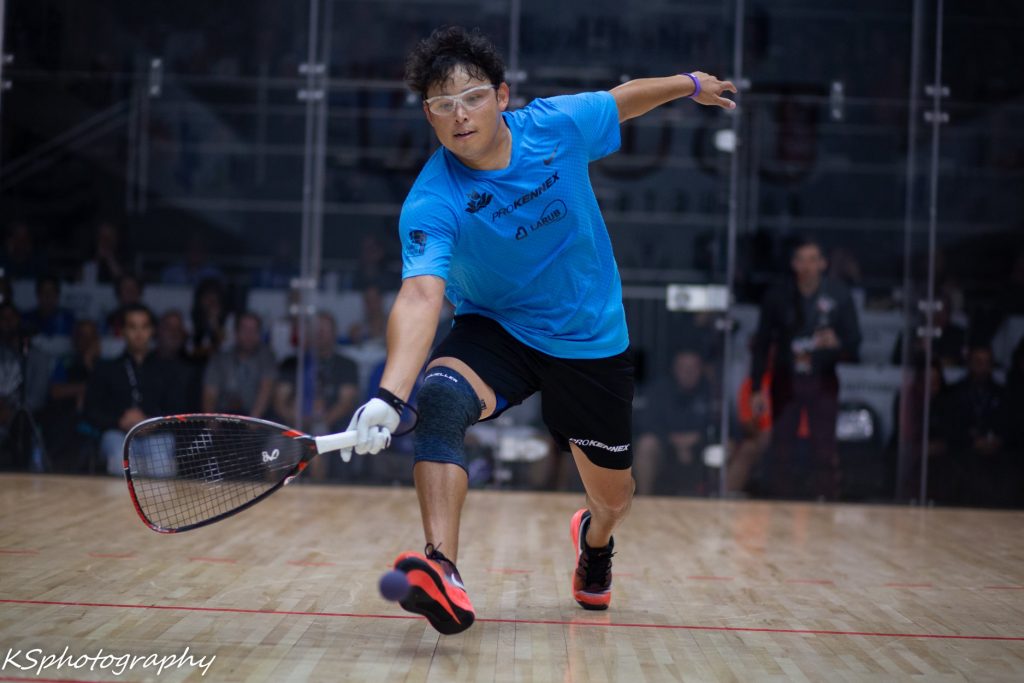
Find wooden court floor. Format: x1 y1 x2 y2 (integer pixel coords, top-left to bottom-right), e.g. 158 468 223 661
1 474 1023 682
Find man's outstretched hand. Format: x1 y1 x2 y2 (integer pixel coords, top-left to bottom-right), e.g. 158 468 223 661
691 72 738 110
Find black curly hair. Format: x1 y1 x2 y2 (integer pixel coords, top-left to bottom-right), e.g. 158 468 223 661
404 26 505 99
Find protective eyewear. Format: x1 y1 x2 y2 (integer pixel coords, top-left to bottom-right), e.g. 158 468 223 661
424 84 497 116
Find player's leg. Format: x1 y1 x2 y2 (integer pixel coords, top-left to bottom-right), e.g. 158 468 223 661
392 315 538 634
412 356 495 563
570 442 635 548
394 358 488 635
540 349 634 610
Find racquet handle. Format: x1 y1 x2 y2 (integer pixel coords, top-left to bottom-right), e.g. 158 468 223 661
313 430 359 454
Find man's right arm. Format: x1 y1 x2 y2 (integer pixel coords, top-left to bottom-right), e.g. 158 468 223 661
378 275 447 402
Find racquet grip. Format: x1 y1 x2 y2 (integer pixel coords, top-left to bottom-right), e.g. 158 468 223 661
313 430 359 454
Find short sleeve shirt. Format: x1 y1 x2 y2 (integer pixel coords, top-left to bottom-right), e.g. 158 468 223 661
399 91 628 359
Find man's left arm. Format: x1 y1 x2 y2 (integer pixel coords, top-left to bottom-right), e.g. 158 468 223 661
611 72 737 122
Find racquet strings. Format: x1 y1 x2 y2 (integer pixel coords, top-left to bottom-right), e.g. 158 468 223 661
126 416 308 530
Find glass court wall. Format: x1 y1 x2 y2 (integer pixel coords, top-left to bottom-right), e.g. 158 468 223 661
1 0 1021 506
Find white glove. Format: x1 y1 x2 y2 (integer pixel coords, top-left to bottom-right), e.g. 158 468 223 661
339 398 400 462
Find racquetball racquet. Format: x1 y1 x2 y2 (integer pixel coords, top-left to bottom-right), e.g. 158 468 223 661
122 414 360 533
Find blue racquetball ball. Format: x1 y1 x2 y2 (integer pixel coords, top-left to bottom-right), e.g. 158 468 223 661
379 569 411 601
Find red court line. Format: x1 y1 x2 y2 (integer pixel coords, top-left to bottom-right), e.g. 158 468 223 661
688 576 734 581
4 598 1022 642
187 557 237 564
884 583 934 589
0 549 39 555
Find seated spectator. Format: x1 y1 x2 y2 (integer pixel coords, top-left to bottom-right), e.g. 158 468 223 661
161 233 224 286
1005 339 1024 505
155 309 201 410
80 221 128 284
0 222 48 280
633 349 716 496
251 237 298 289
202 312 276 419
892 360 950 501
891 295 966 368
23 275 75 337
84 304 188 475
0 303 53 470
105 273 145 337
727 355 785 496
940 345 1013 506
190 277 230 363
40 319 101 471
273 312 359 479
347 234 397 344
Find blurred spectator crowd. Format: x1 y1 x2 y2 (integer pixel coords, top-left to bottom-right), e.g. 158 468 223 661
2 220 1022 508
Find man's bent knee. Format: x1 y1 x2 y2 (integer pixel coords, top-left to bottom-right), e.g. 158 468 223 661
412 367 483 473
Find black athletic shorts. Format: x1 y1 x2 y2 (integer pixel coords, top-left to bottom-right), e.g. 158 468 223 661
429 314 635 470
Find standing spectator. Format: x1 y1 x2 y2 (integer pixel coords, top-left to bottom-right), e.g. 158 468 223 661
190 277 230 363
941 346 1013 506
41 319 101 471
105 273 145 337
23 275 76 338
633 349 716 496
750 237 862 500
202 312 276 419
84 304 187 475
0 222 48 280
273 312 359 478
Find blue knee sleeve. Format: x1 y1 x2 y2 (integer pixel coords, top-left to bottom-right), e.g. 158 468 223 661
413 367 483 473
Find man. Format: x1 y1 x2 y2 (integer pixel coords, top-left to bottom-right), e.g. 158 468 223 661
155 309 202 410
339 26 736 635
84 304 187 475
634 349 716 496
940 345 1012 506
203 312 276 419
273 311 359 478
23 275 75 337
750 237 861 500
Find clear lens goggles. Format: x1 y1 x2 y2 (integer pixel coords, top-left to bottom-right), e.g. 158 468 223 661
424 84 497 116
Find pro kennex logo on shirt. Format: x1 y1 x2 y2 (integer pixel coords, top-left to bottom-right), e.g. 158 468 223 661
491 171 560 222
465 190 493 214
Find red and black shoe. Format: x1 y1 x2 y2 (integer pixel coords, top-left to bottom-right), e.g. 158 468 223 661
393 544 476 635
570 508 615 610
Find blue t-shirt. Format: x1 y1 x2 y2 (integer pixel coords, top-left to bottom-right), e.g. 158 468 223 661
399 91 628 359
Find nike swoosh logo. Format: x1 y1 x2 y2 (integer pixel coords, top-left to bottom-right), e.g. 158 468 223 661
543 142 560 165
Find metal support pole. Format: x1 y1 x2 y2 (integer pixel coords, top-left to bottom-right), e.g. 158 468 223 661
918 0 946 506
718 0 745 498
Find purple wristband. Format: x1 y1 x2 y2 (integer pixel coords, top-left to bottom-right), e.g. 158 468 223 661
681 72 701 98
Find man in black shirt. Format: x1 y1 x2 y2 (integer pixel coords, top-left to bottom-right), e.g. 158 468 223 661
750 238 861 499
84 304 187 475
